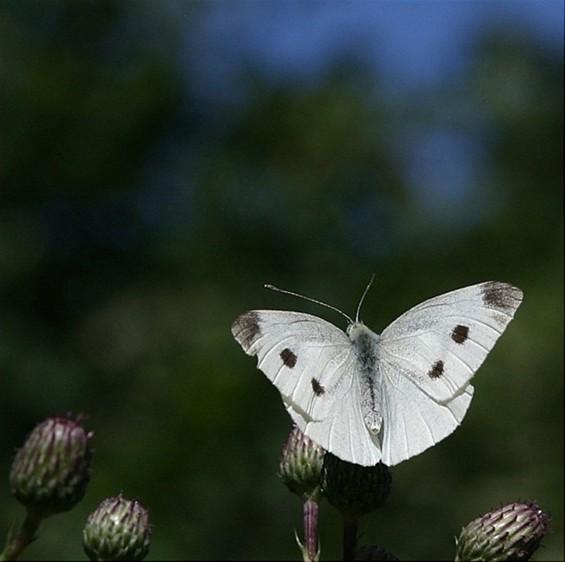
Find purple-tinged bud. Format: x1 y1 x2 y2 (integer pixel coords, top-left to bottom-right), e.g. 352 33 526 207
10 416 93 518
279 425 325 501
455 501 550 562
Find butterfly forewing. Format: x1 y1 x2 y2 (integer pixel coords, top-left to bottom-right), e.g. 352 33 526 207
378 281 523 403
231 310 355 423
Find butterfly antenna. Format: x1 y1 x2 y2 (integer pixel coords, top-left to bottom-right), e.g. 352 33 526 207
355 274 375 322
264 284 354 324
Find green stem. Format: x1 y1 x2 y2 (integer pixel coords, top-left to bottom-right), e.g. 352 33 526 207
0 509 43 561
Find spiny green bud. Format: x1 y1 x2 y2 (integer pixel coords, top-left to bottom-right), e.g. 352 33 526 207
455 501 550 562
10 415 93 518
322 453 391 519
279 426 325 501
83 495 152 561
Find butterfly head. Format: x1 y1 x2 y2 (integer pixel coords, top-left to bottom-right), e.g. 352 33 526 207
347 321 380 343
347 321 364 338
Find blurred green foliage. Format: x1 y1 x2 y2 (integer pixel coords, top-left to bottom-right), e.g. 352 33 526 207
1 2 562 560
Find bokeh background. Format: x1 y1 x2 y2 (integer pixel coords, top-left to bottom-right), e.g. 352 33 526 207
1 1 563 560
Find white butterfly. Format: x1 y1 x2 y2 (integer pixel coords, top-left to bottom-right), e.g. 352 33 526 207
231 281 523 466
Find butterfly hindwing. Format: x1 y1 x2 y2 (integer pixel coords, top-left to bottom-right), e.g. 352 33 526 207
379 361 474 466
285 371 384 466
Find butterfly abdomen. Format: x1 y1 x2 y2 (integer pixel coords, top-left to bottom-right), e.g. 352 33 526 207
349 324 383 435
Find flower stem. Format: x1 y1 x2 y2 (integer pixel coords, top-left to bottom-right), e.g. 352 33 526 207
0 509 43 561
303 498 319 562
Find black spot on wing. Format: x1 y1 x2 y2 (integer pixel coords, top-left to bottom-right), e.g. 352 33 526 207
428 360 444 379
232 311 262 349
280 348 297 368
481 281 520 311
451 324 469 344
311 378 325 396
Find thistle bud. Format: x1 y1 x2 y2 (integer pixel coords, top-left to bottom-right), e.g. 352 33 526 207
279 426 325 501
83 495 152 561
322 453 391 519
10 416 93 518
455 501 550 562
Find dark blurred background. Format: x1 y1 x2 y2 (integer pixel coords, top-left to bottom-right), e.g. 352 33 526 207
1 1 562 560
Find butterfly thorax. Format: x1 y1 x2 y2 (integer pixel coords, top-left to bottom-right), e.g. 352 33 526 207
347 322 383 436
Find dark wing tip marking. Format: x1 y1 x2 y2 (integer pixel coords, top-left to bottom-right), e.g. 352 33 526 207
428 360 444 379
280 348 297 368
451 324 469 344
232 311 262 349
481 281 522 311
311 378 325 396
